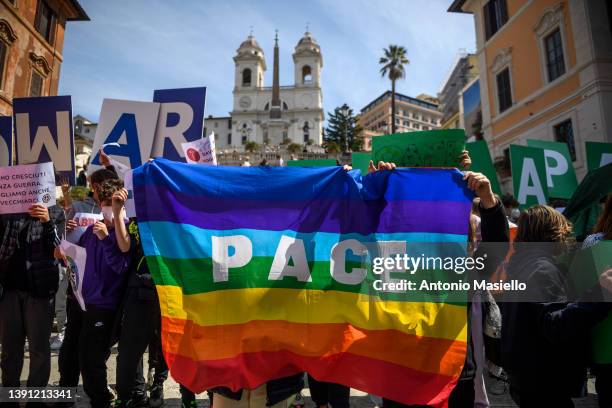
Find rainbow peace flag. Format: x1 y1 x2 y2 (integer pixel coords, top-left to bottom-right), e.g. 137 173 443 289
133 159 472 407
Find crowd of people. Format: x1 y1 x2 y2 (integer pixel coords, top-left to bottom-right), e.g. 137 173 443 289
0 150 611 408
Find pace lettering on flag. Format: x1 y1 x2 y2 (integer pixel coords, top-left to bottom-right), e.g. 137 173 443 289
133 159 472 408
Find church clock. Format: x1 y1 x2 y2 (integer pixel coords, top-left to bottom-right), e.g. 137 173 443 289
239 96 252 109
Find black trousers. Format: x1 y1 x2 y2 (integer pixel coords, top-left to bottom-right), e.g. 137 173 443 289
593 364 612 408
509 386 574 408
116 287 167 400
80 307 117 408
383 377 475 408
179 384 214 404
307 375 350 408
0 290 55 388
147 300 169 386
58 295 82 387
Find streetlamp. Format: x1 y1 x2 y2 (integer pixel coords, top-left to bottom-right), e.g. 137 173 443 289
341 105 350 153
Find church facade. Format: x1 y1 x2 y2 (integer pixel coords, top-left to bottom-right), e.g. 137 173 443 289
205 32 324 152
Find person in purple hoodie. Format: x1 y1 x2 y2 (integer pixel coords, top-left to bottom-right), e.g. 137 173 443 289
76 178 130 408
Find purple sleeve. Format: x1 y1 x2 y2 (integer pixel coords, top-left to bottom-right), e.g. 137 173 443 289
100 234 130 275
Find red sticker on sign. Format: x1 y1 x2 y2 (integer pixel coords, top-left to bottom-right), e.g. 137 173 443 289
186 148 201 162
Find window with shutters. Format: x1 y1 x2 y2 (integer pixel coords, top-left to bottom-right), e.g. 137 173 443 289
496 68 512 113
554 120 576 161
544 28 566 82
0 40 7 90
483 0 508 41
30 70 44 97
35 1 57 45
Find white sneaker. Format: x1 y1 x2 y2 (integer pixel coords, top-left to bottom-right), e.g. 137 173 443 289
50 334 64 350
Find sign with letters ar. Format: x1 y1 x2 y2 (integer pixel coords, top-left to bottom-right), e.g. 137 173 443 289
13 96 75 183
510 145 549 209
586 141 612 172
152 87 206 162
89 99 160 173
372 129 466 168
0 116 12 167
527 139 577 199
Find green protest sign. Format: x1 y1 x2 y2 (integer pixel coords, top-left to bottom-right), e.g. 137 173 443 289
510 145 549 208
526 140 577 199
569 241 612 363
586 141 612 172
465 140 501 195
287 159 338 167
372 129 466 168
352 152 372 174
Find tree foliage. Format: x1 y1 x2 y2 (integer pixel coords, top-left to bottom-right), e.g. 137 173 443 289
323 141 341 155
287 143 303 155
244 141 260 153
324 104 363 152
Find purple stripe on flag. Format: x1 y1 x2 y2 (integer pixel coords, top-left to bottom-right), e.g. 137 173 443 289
134 185 471 235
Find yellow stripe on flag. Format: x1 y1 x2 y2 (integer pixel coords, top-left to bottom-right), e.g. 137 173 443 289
156 285 467 342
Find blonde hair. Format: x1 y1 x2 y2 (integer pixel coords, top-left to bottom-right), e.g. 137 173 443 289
515 205 572 243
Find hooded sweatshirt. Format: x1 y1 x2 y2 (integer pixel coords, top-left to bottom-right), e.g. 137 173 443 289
78 223 130 310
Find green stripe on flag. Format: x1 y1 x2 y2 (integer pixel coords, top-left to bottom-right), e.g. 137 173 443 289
146 255 468 303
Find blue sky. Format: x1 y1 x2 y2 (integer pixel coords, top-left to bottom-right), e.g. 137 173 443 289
59 0 476 122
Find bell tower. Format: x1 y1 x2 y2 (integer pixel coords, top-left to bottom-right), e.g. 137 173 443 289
234 32 266 91
293 30 322 87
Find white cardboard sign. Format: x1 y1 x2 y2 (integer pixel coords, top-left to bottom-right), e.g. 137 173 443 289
0 162 56 214
181 133 217 165
60 239 87 311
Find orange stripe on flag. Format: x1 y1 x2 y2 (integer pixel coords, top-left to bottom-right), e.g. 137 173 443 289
160 316 467 378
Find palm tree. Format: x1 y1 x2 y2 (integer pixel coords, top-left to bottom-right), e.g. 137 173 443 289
379 45 409 134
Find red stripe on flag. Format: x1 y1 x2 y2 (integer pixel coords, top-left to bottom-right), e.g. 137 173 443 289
165 349 460 408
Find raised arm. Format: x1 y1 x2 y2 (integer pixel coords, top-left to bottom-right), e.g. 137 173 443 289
112 188 131 253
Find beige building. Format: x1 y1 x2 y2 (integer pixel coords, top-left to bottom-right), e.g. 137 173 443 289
73 114 96 169
449 0 612 188
203 115 232 151
438 52 479 130
358 91 443 151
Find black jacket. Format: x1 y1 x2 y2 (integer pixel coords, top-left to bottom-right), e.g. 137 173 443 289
0 207 63 298
501 246 612 395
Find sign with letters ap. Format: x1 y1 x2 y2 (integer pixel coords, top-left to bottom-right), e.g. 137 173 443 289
13 96 75 184
510 145 549 209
